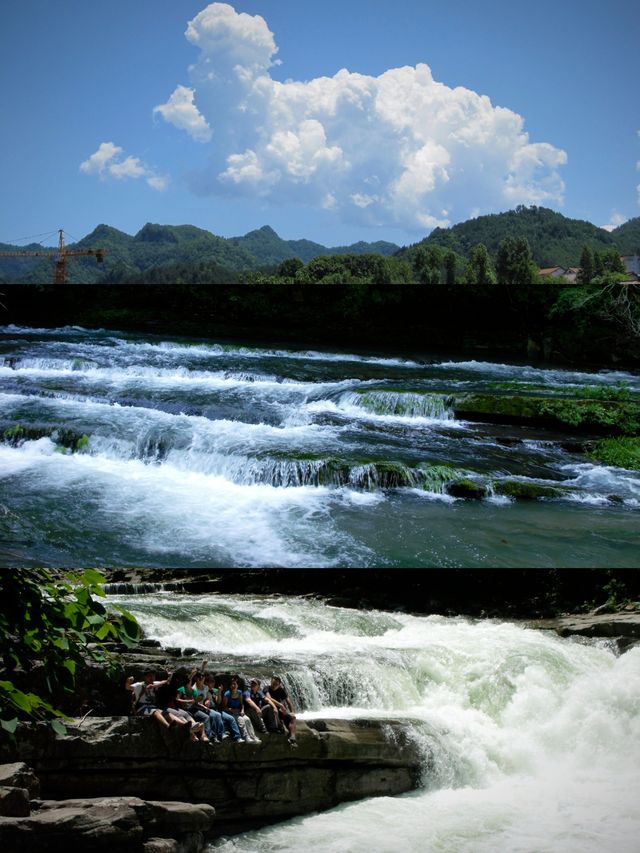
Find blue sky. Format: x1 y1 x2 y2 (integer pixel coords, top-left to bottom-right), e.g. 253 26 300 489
1 0 638 248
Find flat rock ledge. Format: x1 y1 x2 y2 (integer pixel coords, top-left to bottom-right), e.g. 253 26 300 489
0 716 423 841
0 792 214 853
526 611 640 651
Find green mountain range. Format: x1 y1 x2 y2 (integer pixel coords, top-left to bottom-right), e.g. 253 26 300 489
0 223 400 284
1 207 638 283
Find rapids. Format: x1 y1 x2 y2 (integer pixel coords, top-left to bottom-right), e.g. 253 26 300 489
0 325 638 567
107 591 640 853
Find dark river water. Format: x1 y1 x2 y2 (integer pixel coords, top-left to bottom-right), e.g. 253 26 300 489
0 325 638 567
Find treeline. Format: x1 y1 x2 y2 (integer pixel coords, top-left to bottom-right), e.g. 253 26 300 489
242 238 631 286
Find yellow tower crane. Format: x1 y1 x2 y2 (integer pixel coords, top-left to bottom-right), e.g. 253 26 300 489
0 229 106 284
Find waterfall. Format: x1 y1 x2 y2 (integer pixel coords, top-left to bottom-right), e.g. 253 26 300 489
338 390 455 420
106 591 640 853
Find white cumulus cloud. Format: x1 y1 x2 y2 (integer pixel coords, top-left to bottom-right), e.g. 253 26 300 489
185 1 277 73
155 2 568 232
153 85 212 143
79 142 123 175
80 143 168 191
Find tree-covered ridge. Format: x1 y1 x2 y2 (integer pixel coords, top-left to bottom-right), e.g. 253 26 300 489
230 225 400 266
0 242 47 280
7 223 260 284
612 217 640 256
399 206 619 268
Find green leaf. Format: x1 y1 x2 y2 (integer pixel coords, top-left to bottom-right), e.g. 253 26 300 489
50 719 67 736
119 610 140 640
1 685 34 712
63 659 76 677
75 588 90 607
81 569 106 596
94 623 112 641
0 717 18 734
81 569 106 587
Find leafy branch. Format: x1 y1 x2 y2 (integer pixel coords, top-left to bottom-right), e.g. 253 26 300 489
0 569 140 735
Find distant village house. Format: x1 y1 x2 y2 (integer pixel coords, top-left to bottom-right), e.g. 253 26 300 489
538 267 580 282
538 255 640 283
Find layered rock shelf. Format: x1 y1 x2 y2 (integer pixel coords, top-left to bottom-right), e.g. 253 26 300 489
0 716 423 846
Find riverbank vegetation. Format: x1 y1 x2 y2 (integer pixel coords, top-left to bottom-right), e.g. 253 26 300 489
0 570 139 733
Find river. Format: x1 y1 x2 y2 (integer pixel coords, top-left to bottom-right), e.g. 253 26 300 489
106 590 640 853
0 325 638 567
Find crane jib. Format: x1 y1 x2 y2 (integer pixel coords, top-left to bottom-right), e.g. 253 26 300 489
0 229 106 282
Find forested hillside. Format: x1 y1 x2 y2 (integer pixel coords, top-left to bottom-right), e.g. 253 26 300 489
612 217 640 256
230 225 399 266
399 206 618 268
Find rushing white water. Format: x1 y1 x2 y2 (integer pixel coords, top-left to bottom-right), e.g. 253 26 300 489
1 326 639 567
108 592 640 853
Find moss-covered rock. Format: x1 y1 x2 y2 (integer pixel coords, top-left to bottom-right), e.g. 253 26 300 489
588 437 640 471
493 480 564 500
447 478 487 499
2 425 51 446
348 461 420 489
55 428 91 452
1 424 90 453
353 390 453 419
451 394 640 436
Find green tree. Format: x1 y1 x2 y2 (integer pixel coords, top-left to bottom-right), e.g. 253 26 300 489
0 569 140 734
578 245 594 285
416 246 444 284
278 257 304 279
496 237 537 285
444 251 457 285
464 244 497 284
594 251 605 278
601 248 626 275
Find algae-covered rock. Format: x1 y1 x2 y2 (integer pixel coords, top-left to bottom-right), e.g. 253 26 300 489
493 480 563 500
348 461 420 489
451 394 640 436
416 464 462 494
2 425 51 446
55 429 91 453
588 437 640 471
447 479 487 499
351 390 454 420
1 424 90 453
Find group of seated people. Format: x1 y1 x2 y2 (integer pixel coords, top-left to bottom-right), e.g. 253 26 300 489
124 664 298 746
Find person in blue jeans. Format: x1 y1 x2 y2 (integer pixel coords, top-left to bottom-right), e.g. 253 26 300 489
176 669 211 742
223 676 260 742
244 678 278 733
205 674 244 742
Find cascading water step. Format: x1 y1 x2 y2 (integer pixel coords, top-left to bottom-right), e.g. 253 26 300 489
0 325 638 568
